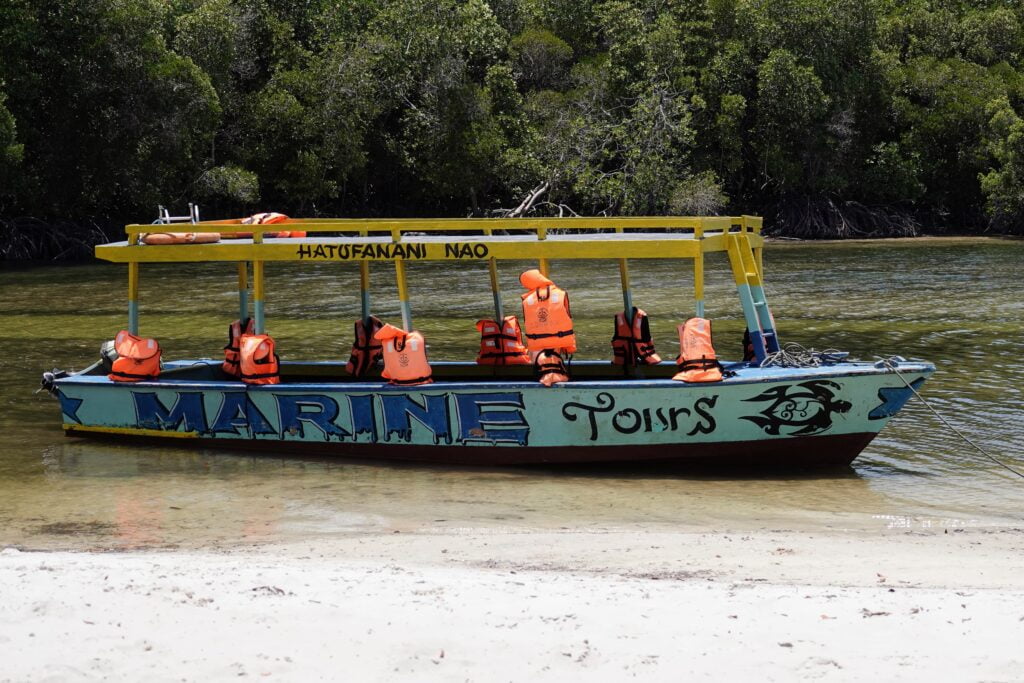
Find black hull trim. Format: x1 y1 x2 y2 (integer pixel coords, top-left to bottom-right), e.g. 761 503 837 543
65 430 878 468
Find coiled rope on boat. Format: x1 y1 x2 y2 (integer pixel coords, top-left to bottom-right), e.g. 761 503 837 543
755 343 1024 480
758 342 849 368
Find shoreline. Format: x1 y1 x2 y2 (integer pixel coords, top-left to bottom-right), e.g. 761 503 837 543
766 234 1024 245
3 526 1023 680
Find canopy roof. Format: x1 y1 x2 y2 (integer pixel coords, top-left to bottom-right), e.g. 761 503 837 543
95 215 763 264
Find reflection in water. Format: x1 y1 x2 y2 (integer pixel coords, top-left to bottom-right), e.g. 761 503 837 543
1 239 1023 549
4 441 892 551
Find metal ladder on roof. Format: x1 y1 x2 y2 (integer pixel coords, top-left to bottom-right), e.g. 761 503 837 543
154 203 200 225
726 232 780 363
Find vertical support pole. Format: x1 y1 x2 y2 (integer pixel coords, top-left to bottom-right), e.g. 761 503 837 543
614 228 633 317
694 220 705 318
537 227 549 277
742 215 765 277
747 217 765 279
253 261 265 334
395 259 412 331
618 262 634 316
237 262 249 322
484 229 504 321
614 226 641 376
252 230 265 334
358 229 372 323
617 255 639 377
726 234 762 358
359 261 371 323
726 233 780 361
127 261 139 335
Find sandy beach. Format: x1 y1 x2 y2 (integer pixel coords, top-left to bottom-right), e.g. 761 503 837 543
3 526 1023 681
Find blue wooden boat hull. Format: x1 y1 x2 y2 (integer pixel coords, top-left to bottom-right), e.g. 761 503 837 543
52 360 934 466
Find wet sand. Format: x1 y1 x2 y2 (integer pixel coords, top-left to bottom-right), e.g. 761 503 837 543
3 526 1023 680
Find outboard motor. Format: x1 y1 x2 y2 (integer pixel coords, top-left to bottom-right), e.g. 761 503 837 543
39 339 118 396
39 369 69 396
100 339 118 372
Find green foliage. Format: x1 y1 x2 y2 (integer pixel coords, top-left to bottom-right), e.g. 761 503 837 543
980 97 1024 231
510 28 573 90
195 165 260 203
0 0 1023 238
896 56 1008 216
755 49 828 190
0 89 24 201
0 0 220 217
669 171 728 216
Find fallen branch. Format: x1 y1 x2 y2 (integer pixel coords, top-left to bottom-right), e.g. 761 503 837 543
535 201 580 218
505 182 549 218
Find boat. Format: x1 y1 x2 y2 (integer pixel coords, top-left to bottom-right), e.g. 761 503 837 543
43 213 934 467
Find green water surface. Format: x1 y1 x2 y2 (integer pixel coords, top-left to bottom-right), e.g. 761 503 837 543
1 238 1022 549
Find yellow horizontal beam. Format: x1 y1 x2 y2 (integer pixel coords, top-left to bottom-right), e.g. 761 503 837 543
125 215 761 237
701 232 764 252
96 236 707 264
742 215 763 231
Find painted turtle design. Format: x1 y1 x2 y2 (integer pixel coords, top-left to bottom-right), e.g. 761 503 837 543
741 380 852 436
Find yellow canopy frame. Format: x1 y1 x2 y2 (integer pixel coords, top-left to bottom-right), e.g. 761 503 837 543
105 215 772 357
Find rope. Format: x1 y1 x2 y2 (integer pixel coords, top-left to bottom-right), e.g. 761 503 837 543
874 357 1024 481
758 342 849 368
754 344 1024 481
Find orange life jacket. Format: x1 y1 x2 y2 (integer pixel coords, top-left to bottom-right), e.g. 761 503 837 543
222 318 255 377
535 349 569 386
224 212 305 239
242 212 289 225
108 330 161 382
374 324 433 386
239 334 280 385
611 307 662 366
346 316 384 377
222 230 306 239
476 316 530 365
140 232 220 245
520 270 576 353
672 318 724 382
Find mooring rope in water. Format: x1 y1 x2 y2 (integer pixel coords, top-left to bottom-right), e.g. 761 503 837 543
874 357 1024 481
756 344 1024 480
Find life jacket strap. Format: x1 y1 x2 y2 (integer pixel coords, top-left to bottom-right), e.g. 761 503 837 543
389 375 432 385
678 357 722 372
241 371 279 380
481 332 521 343
525 329 575 340
535 348 568 376
110 370 158 380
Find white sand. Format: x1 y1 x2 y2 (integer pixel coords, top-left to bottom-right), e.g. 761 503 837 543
3 527 1024 681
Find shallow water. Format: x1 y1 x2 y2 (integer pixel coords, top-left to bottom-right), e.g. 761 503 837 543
1 237 1023 549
